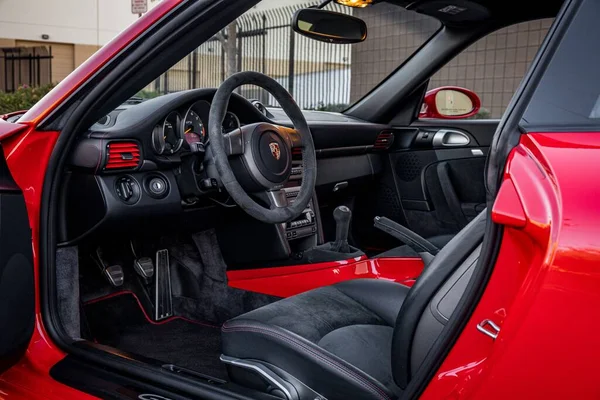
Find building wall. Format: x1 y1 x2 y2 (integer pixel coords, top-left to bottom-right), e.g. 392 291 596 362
351 4 440 104
0 0 151 87
351 4 553 118
0 0 158 46
428 19 553 118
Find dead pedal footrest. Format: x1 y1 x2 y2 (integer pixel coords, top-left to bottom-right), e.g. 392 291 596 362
154 249 173 320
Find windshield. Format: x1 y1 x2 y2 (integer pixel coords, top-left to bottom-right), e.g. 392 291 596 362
137 1 440 111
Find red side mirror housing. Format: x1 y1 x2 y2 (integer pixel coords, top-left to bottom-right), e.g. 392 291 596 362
419 86 481 119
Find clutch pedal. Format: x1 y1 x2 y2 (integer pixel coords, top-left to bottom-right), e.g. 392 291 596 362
94 247 124 287
154 249 173 320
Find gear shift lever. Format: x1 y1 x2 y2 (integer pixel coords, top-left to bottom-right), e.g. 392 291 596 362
332 206 351 253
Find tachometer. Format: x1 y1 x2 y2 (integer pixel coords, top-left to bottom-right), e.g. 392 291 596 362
182 109 205 146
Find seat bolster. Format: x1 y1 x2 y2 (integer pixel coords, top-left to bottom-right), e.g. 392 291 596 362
222 319 396 400
334 279 411 326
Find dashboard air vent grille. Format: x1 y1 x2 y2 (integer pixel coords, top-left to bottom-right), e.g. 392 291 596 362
105 141 141 170
373 131 394 150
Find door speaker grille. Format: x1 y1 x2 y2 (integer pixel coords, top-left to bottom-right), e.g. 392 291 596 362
395 152 423 182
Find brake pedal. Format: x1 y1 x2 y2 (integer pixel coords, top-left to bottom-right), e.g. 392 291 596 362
134 257 155 278
104 265 124 287
154 249 173 320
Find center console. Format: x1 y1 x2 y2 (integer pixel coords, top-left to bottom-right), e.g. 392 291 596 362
282 188 318 241
282 158 321 246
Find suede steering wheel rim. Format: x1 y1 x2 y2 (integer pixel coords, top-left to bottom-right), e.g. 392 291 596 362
208 71 317 224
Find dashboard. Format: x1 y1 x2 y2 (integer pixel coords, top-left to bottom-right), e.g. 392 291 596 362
83 88 270 166
61 88 391 246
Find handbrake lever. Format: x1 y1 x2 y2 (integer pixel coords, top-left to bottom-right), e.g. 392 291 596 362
374 216 440 261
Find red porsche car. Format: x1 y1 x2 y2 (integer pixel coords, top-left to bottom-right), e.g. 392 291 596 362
0 0 598 398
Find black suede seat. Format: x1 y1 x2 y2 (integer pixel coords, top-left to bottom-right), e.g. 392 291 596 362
376 234 455 258
223 279 409 399
221 211 487 400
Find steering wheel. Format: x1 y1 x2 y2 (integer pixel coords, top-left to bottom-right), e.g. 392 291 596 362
208 71 317 224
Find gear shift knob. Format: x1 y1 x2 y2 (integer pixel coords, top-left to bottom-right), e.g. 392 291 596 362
332 206 351 253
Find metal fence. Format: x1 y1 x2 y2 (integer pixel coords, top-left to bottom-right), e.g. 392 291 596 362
0 47 53 92
147 2 352 110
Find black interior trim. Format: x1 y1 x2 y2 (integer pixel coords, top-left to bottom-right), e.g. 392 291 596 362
51 342 273 400
0 145 35 375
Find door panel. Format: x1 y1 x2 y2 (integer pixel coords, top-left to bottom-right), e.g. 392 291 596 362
377 120 497 239
0 141 35 374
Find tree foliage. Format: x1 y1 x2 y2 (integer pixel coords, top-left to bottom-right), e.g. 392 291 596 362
0 84 56 115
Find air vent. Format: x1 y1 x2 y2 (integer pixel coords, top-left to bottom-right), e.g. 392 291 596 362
373 131 394 150
105 141 141 170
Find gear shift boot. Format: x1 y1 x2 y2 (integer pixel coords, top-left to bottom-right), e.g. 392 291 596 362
297 205 364 264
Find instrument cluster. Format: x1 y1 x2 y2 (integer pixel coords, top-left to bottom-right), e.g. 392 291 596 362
151 100 241 155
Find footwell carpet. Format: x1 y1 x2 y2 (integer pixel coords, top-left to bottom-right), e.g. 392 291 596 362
84 293 227 380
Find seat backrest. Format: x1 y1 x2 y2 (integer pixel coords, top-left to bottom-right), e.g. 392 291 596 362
391 210 487 389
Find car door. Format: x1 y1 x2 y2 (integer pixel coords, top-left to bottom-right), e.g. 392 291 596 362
372 18 552 241
0 122 35 374
385 118 494 239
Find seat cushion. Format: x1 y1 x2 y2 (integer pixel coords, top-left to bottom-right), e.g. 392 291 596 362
376 233 455 258
319 325 396 391
222 279 410 400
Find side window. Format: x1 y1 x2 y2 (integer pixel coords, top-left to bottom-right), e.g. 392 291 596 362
421 18 554 120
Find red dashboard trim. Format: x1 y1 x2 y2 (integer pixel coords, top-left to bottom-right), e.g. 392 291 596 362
227 256 425 297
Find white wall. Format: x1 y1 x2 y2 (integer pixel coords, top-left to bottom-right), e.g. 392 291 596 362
0 0 159 45
251 0 302 11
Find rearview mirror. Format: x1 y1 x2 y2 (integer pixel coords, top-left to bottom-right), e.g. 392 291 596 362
419 87 481 119
292 8 367 44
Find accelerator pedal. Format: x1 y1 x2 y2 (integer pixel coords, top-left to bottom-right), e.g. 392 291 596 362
154 249 173 320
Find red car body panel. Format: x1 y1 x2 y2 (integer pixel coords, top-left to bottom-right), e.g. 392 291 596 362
0 129 92 398
227 256 424 297
422 132 600 399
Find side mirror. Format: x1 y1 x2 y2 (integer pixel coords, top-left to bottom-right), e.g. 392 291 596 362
419 86 481 119
292 8 367 44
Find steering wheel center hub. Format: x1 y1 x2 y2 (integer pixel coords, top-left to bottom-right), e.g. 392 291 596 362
252 126 292 184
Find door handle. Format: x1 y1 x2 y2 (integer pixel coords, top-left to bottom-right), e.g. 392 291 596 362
432 129 470 147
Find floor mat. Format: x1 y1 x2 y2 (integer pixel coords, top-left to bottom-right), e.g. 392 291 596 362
84 293 227 380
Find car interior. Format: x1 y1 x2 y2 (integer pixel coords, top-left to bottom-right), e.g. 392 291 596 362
50 0 563 399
